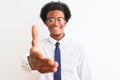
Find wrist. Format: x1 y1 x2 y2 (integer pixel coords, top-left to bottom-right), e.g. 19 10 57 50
27 56 36 70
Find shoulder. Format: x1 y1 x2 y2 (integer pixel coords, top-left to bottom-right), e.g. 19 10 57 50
63 34 83 48
65 39 83 48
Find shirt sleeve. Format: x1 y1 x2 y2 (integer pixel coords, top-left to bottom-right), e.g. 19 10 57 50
21 53 34 72
21 53 49 80
77 47 92 80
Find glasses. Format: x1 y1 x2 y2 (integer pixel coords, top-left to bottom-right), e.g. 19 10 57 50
46 17 65 24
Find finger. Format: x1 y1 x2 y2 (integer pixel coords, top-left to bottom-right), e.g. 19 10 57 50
53 61 58 67
36 65 57 73
32 24 39 47
43 58 54 65
31 58 46 66
31 57 54 66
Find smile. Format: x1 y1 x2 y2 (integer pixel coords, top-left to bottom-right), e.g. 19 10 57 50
53 27 60 30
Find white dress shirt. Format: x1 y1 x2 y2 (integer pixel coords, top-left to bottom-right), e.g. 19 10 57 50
22 35 91 80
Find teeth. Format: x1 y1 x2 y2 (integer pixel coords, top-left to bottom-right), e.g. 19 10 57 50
53 27 59 30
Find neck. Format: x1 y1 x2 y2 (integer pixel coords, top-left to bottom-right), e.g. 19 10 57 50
50 33 65 41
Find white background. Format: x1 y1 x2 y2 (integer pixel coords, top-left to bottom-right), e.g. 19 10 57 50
0 0 120 80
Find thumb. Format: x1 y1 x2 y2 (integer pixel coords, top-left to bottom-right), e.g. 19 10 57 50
31 24 39 48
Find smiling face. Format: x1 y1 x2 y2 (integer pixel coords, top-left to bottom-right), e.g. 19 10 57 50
45 10 66 40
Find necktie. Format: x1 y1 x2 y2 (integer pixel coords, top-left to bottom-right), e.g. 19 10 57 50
54 42 61 80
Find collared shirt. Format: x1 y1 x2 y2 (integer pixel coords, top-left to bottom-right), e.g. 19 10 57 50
22 35 91 80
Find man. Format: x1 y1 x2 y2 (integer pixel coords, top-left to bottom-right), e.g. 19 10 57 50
22 1 91 80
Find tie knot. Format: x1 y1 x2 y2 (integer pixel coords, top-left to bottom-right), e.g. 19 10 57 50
55 42 60 46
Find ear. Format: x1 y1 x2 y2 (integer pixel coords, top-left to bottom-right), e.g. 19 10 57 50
64 20 67 26
44 20 48 26
44 20 50 28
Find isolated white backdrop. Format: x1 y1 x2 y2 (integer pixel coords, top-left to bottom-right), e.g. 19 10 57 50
0 0 120 80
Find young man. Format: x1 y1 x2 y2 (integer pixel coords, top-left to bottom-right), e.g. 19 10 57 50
22 1 91 80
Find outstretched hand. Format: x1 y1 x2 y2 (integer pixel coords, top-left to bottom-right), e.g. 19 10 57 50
28 24 58 73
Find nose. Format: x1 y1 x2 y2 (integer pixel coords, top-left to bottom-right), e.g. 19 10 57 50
53 20 60 26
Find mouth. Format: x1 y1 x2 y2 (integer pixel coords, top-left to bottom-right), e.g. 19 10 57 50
52 27 60 30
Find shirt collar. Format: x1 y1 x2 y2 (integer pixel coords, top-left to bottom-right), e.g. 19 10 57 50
48 34 67 46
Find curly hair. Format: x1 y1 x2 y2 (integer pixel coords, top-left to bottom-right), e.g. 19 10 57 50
40 1 71 23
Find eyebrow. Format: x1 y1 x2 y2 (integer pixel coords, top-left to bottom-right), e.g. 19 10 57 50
46 17 54 20
47 17 65 19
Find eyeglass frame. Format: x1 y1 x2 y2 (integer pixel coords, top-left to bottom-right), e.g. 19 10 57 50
46 17 66 24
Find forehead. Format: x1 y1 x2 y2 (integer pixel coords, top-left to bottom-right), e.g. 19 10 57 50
47 10 65 18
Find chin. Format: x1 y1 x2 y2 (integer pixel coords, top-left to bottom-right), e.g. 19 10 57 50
52 33 61 36
52 31 60 35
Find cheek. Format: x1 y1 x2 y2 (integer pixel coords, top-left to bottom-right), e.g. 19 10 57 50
62 23 66 29
63 21 66 26
45 23 51 29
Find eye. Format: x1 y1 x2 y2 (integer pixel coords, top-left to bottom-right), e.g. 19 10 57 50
47 18 55 23
58 17 65 22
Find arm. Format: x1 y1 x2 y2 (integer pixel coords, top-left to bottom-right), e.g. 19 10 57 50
77 48 92 80
21 24 58 73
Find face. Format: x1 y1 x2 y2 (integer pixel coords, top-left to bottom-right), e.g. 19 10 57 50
45 10 66 39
